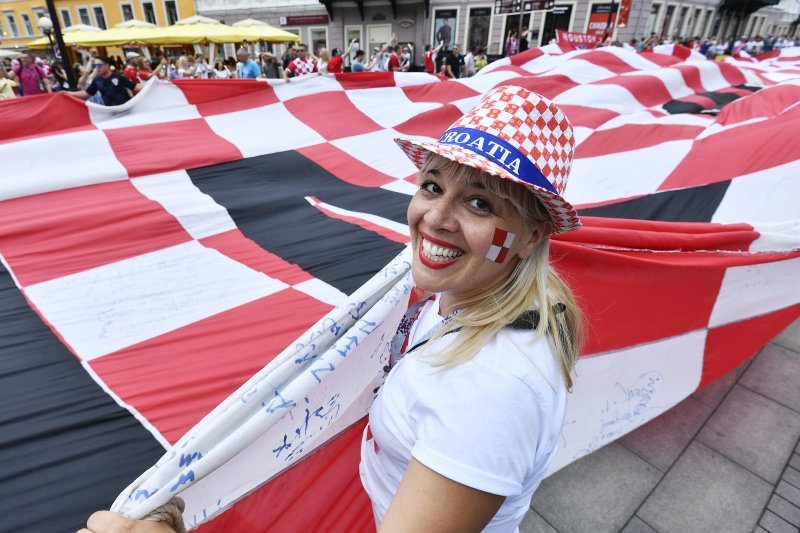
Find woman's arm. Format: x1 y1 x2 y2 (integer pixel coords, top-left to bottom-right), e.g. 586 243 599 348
380 459 504 533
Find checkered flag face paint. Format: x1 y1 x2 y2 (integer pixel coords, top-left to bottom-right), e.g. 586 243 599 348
486 228 516 263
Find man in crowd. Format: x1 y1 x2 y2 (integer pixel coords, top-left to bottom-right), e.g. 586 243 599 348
9 53 51 96
283 44 318 79
463 46 479 77
237 48 261 79
351 50 367 72
122 52 141 82
423 41 444 74
259 52 284 79
448 44 465 79
327 39 358 74
68 55 141 106
387 45 406 72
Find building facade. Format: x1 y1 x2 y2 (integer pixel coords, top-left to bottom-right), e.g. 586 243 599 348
0 0 196 49
195 0 797 63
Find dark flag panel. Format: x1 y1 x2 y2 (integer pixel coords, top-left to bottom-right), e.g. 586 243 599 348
0 264 164 532
578 180 732 223
188 151 410 296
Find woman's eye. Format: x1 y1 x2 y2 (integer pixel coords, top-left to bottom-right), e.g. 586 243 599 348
420 181 441 194
468 197 492 212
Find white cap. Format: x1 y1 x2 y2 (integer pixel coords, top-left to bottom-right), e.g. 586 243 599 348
125 51 141 59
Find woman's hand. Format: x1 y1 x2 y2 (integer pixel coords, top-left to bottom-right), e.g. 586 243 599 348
77 511 176 533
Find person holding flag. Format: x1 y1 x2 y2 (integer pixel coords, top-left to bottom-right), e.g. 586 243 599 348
80 85 582 532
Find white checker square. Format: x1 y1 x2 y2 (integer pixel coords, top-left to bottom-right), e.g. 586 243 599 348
567 139 693 206
549 329 706 474
292 278 347 307
458 69 521 94
345 86 441 129
271 75 344 102
546 58 617 84
625 67 693 100
709 255 800 328
0 129 128 201
24 241 289 360
205 102 326 158
131 170 237 240
91 81 202 130
554 83 646 115
393 72 441 87
331 128 420 179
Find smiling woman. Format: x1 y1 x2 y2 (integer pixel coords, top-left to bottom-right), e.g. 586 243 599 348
80 85 584 533
359 85 584 532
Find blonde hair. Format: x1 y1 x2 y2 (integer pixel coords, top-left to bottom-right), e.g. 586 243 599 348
418 154 582 390
319 48 330 62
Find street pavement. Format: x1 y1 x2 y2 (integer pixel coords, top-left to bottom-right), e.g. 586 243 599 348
523 319 800 533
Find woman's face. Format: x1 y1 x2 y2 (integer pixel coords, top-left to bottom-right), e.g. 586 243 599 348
407 164 546 313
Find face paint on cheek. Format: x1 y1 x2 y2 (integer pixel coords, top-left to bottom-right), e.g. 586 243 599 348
486 227 516 263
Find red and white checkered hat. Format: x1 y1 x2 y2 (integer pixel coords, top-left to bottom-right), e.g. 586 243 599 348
395 85 581 234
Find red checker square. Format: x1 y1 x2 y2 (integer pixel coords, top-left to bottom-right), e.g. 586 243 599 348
0 180 192 286
551 240 726 356
174 79 279 115
402 81 479 105
195 420 372 533
336 72 397 90
701 303 800 387
297 143 397 188
91 288 333 444
103 118 242 178
0 93 94 145
660 106 800 191
394 104 464 137
283 92 383 141
200 229 313 286
597 74 672 108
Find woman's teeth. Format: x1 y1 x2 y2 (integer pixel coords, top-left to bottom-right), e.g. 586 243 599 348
422 238 464 262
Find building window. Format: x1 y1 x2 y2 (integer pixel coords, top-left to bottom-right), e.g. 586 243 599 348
310 27 328 56
21 13 33 35
645 3 661 36
432 8 457 52
60 8 72 27
4 13 18 37
142 2 157 25
675 6 688 37
164 1 178 24
121 4 134 21
78 8 91 26
466 7 491 51
543 5 574 47
32 8 46 23
93 6 107 29
660 5 675 40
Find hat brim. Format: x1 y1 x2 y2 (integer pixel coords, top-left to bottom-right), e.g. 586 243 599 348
394 136 581 234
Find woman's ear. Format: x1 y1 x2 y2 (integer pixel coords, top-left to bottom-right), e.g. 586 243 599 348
517 222 551 260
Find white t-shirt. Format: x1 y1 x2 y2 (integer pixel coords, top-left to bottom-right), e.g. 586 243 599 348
360 297 567 532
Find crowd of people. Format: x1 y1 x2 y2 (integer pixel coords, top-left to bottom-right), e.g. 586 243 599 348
3 29 796 104
0 32 493 104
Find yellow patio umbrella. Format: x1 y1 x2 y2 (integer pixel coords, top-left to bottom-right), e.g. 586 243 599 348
27 29 107 49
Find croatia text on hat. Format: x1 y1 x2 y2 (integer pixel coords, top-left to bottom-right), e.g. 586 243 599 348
437 127 557 195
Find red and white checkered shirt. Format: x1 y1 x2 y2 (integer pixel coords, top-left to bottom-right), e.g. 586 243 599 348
287 58 318 77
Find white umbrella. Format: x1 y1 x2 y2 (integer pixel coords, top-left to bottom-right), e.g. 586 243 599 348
0 49 21 59
232 18 270 27
62 23 102 32
173 14 221 25
114 19 156 28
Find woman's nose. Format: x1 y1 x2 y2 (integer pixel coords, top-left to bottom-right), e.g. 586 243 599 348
424 199 458 232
